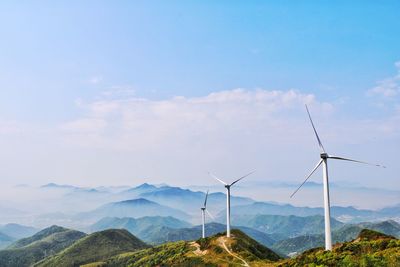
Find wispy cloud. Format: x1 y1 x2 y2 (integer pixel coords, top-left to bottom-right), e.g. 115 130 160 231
100 85 136 99
60 88 334 150
367 61 400 98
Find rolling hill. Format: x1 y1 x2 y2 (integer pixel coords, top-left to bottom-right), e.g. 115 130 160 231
218 202 380 222
89 229 282 266
0 225 86 267
134 222 277 247
35 229 149 267
90 216 191 240
278 229 400 266
77 198 191 222
7 225 71 249
227 214 344 240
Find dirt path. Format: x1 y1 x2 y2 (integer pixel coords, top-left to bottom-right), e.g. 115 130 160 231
189 241 208 256
217 236 250 267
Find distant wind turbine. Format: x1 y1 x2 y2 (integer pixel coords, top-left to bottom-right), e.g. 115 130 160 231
201 190 214 238
291 105 385 251
209 171 255 237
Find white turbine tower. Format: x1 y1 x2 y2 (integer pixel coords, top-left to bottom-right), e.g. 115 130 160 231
209 171 255 238
291 105 385 251
201 190 214 238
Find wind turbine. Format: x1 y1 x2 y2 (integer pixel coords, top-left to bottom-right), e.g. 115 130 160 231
291 105 385 251
201 190 214 238
209 171 255 237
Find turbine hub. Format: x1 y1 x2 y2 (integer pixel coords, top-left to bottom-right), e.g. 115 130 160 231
201 207 205 211
320 153 328 159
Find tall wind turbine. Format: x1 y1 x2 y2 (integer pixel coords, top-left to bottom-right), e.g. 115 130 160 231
291 105 385 251
209 171 255 237
201 190 214 238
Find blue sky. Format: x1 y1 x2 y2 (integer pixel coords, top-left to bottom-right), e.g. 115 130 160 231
0 1 399 203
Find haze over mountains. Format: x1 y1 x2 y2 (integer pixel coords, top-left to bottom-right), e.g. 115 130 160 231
0 182 399 230
0 181 398 266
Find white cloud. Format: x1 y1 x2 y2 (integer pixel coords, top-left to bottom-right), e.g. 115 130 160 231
55 88 400 192
367 61 400 98
100 85 135 99
60 89 334 151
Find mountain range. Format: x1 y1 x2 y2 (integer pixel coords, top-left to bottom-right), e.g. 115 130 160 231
0 222 398 266
272 219 400 256
76 198 191 223
226 214 344 240
4 182 398 229
217 201 398 223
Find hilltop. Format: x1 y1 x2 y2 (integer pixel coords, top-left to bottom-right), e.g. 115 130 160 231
278 229 400 266
272 219 400 256
137 222 276 247
35 229 149 267
89 229 282 266
0 225 85 267
90 216 191 236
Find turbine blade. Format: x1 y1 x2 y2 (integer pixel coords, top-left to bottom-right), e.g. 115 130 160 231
230 170 255 186
305 105 326 153
205 209 215 220
208 172 228 185
328 155 386 168
290 159 323 198
203 190 209 208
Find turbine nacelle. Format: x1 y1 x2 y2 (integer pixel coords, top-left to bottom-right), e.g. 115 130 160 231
320 153 329 159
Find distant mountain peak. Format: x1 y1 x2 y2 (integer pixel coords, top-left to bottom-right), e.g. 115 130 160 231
41 183 76 189
136 183 155 189
117 198 156 205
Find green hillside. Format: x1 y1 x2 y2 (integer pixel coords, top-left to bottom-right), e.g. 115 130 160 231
272 220 400 256
7 225 69 249
92 229 282 267
230 214 343 240
278 229 400 267
90 216 191 242
36 229 149 267
138 222 276 247
0 225 86 267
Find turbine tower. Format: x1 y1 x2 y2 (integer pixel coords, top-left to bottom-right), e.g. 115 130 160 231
291 105 385 251
209 171 254 237
201 190 214 238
